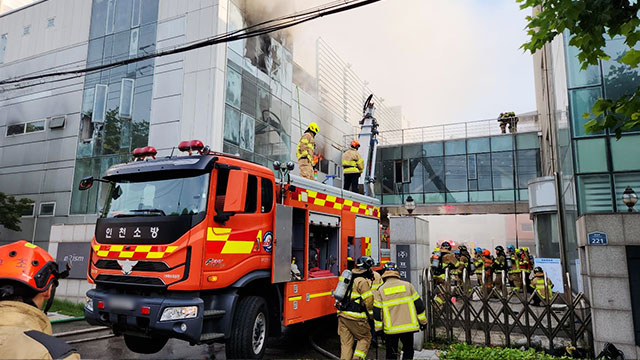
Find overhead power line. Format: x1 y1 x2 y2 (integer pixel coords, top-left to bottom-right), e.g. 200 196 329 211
0 0 382 89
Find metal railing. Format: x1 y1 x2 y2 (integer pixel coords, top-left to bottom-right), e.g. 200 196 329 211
422 267 593 354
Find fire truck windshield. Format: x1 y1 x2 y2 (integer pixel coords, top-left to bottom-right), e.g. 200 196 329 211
101 173 209 218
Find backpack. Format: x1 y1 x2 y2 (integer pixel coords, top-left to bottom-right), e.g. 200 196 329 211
338 272 370 313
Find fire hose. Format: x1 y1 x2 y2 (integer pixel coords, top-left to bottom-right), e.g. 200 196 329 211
309 331 339 360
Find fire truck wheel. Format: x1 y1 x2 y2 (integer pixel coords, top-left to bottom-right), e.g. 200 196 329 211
226 296 269 359
124 334 168 354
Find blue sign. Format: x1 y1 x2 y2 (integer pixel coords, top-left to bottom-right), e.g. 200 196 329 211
588 231 608 245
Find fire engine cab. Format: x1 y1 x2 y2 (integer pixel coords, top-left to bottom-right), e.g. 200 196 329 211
80 140 382 358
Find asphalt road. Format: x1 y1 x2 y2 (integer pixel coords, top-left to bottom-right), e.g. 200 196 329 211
53 317 345 359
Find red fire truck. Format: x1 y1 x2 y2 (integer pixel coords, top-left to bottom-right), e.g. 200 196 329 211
80 140 383 358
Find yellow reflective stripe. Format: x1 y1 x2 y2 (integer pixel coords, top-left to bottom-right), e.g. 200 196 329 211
357 158 364 163
339 276 345 281
341 311 367 319
385 323 420 334
24 243 37 248
374 320 383 328
372 283 381 290
342 160 358 166
383 285 406 296
373 300 383 308
221 241 254 254
309 291 332 299
410 292 420 301
343 167 362 174
360 290 372 299
300 139 309 143
417 312 427 321
288 296 301 301
354 350 366 359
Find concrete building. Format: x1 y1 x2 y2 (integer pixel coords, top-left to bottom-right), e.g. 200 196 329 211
0 0 396 300
532 28 640 356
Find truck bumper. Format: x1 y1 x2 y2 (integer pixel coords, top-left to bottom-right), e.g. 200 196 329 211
84 289 204 344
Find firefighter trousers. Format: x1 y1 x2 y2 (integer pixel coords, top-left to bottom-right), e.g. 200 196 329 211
343 173 360 193
338 316 371 360
386 332 415 360
298 158 314 179
494 271 504 291
509 273 522 291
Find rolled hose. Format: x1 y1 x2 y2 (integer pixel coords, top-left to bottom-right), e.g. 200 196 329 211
309 331 339 360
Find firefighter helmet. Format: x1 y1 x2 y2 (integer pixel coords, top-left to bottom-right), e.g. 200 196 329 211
350 140 360 149
482 249 490 256
383 261 397 271
308 122 319 134
495 245 504 253
454 250 461 255
356 256 374 270
474 247 482 254
440 241 451 250
506 244 515 252
534 266 544 274
458 245 467 252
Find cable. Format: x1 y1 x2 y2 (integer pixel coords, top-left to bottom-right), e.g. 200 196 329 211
0 0 382 89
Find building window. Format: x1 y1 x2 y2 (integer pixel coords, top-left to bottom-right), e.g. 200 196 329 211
574 138 608 173
6 120 45 136
129 28 139 56
119 79 135 119
92 84 108 123
131 0 141 27
49 115 66 129
23 25 30 35
105 0 115 34
47 17 55 27
39 202 56 216
20 203 35 217
445 155 468 191
577 174 613 213
614 173 640 212
394 159 409 183
261 178 273 213
0 34 7 64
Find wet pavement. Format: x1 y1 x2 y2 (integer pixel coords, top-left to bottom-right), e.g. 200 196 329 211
54 317 343 359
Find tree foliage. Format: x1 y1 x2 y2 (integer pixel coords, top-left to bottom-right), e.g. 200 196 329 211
0 192 34 232
517 0 640 137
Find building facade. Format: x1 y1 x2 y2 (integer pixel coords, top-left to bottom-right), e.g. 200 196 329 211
533 28 640 356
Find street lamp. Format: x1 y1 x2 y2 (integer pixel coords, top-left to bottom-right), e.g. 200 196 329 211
622 186 638 212
404 195 416 215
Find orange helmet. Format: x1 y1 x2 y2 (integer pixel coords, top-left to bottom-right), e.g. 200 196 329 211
482 249 491 256
0 240 69 295
350 140 360 148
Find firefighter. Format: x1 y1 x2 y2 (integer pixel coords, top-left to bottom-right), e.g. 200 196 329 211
373 266 427 360
530 267 554 306
0 240 79 360
481 249 494 291
450 250 464 286
473 247 484 288
519 247 534 290
342 140 364 193
296 122 319 180
507 246 523 292
493 245 507 292
431 242 457 305
338 256 374 360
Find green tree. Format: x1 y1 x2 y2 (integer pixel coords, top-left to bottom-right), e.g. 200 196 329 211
518 0 640 137
0 192 34 232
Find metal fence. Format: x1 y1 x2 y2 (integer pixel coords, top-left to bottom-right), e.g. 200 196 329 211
422 268 593 355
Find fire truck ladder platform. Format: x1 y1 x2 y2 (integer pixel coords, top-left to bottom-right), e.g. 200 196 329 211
285 174 381 209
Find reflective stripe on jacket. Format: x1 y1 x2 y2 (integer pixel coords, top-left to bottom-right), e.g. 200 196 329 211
338 270 373 321
296 132 315 161
531 276 554 299
342 148 364 174
373 272 427 334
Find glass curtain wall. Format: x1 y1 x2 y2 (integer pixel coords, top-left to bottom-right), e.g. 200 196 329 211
223 1 293 167
70 0 159 214
375 133 540 205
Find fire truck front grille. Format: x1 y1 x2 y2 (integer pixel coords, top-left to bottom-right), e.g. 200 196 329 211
96 274 166 287
94 260 171 272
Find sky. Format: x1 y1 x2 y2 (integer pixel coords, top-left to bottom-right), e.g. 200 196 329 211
290 0 537 128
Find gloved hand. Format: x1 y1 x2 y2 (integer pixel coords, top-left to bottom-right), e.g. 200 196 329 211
420 324 426 331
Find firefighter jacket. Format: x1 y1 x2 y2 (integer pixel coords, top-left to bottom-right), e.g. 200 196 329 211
372 271 383 291
0 301 80 360
296 132 315 162
338 268 373 321
531 275 554 300
473 254 484 275
508 251 521 274
494 254 506 273
434 249 458 279
342 148 364 174
451 255 467 276
373 271 427 335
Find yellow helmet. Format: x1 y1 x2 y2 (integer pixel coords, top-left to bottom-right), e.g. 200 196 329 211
308 122 319 134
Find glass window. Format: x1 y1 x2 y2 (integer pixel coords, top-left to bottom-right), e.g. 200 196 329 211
565 30 602 88
26 120 45 133
467 137 490 153
517 150 539 188
569 87 604 137
382 195 402 205
380 146 401 161
257 86 270 121
445 139 466 155
20 203 35 217
129 28 139 56
224 105 241 144
394 159 409 183
470 191 492 202
516 133 539 149
119 79 135 119
424 193 445 203
138 23 156 55
467 154 477 179
244 175 258 213
574 138 608 173
424 142 443 157
491 151 514 189
446 192 468 203
225 68 242 109
114 0 133 32
141 0 159 25
6 124 25 136
92 85 108 123
87 38 104 67
23 25 30 35
493 190 515 202
610 135 640 171
90 0 109 39
47 17 55 27
614 172 640 212
424 157 445 193
131 0 141 27
39 202 55 216
403 144 424 159
240 114 255 151
602 36 640 102
105 0 115 34
477 153 492 190
0 34 6 64
261 178 273 213
112 30 130 61
577 174 613 213
445 155 467 191
381 160 395 194
409 158 425 193
491 136 513 151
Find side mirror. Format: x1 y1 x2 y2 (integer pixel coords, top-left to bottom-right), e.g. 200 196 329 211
223 170 248 213
273 161 281 171
79 176 94 191
286 161 295 171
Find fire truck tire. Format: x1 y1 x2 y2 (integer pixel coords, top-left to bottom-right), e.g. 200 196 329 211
124 334 168 354
225 296 268 359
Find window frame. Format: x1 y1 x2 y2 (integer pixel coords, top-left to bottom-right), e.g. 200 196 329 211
119 78 135 119
39 202 56 217
20 203 35 217
261 177 274 213
0 33 7 64
92 84 108 123
5 119 46 137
